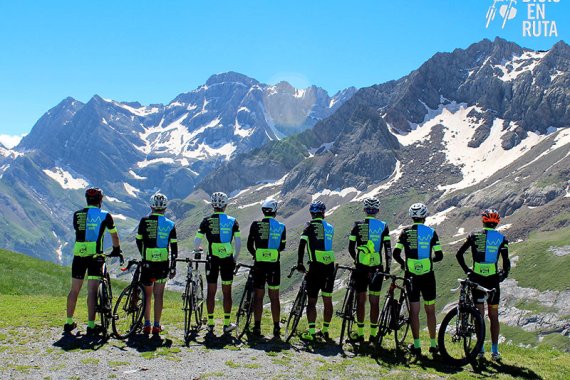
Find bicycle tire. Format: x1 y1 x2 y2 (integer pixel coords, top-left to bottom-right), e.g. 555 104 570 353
376 295 392 350
438 306 485 366
193 274 204 330
183 281 193 342
285 285 307 342
339 287 355 345
235 280 254 339
112 283 146 339
394 290 410 347
98 279 111 340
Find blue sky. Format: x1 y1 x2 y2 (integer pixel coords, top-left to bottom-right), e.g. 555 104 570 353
0 0 568 142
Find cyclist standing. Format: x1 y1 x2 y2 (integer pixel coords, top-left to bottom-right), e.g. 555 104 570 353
455 209 510 361
65 187 122 335
348 197 392 343
296 200 335 342
247 198 286 338
136 193 178 335
194 192 241 334
393 203 443 356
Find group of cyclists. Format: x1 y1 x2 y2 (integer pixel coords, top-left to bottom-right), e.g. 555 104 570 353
64 187 510 361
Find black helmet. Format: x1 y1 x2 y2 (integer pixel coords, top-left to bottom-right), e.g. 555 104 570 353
85 187 103 204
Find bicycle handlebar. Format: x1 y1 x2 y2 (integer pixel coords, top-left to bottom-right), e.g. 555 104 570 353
335 264 355 272
120 259 141 272
175 258 209 264
287 265 301 278
452 278 495 295
234 262 254 275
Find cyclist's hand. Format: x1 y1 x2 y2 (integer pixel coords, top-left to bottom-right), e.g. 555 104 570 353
194 252 202 260
169 267 176 279
466 269 474 280
498 270 508 282
110 246 124 264
296 263 306 273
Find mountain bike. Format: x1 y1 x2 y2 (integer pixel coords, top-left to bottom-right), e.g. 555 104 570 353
284 266 308 342
234 262 255 340
374 272 411 351
438 278 495 366
335 265 358 346
93 251 122 340
176 250 208 343
112 259 146 339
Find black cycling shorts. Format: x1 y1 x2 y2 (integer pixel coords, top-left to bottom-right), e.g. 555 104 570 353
306 263 335 298
470 273 500 305
253 262 280 290
406 271 436 303
206 255 235 285
141 261 169 286
353 264 384 295
71 255 105 280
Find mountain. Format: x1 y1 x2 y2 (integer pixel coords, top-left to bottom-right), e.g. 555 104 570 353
0 73 355 263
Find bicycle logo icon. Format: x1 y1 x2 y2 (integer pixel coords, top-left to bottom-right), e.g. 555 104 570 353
486 0 518 29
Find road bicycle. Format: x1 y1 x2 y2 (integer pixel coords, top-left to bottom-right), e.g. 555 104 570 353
335 265 358 347
437 278 495 366
374 272 411 351
112 259 146 339
93 251 122 340
176 250 208 343
234 262 255 340
284 266 308 342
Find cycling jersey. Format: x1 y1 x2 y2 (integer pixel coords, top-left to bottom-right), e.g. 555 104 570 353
348 217 392 267
136 213 178 263
247 217 286 263
196 212 240 259
73 206 117 256
298 218 335 265
456 228 510 277
393 223 443 276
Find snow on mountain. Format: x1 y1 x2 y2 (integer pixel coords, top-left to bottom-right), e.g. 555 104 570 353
492 50 548 82
43 167 89 190
0 134 26 149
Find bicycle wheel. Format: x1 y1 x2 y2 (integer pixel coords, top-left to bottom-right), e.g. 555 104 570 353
438 306 485 366
235 282 254 339
394 291 410 347
285 286 307 342
183 281 193 342
98 279 111 340
193 274 204 330
112 283 146 339
339 288 355 345
375 296 392 349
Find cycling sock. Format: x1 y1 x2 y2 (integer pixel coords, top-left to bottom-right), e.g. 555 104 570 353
357 323 365 337
370 323 378 337
153 321 160 327
274 321 280 329
207 313 214 326
66 317 74 325
480 344 486 353
492 343 499 354
309 322 316 335
254 321 261 329
87 320 95 328
414 338 421 349
223 313 231 326
322 321 330 333
144 320 151 327
430 338 437 348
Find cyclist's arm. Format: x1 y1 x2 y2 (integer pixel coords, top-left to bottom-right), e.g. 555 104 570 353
136 218 144 254
106 213 120 249
455 236 471 274
194 218 207 251
348 223 358 260
297 238 307 265
500 238 510 274
382 225 392 271
279 225 286 252
431 230 443 262
392 230 405 268
169 226 178 262
233 220 241 260
247 222 256 256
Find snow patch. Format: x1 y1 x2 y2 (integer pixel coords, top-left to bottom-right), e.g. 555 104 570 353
123 183 140 197
497 223 512 232
493 51 547 82
114 214 128 220
517 128 570 171
129 170 147 180
425 207 456 226
312 187 359 201
453 227 465 237
43 168 88 190
106 196 125 204
111 101 160 117
137 157 175 168
353 160 402 201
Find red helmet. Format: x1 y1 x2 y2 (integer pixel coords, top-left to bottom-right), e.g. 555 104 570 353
85 187 103 202
481 209 500 224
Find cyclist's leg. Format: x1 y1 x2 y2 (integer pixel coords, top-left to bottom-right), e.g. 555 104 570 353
406 274 422 347
321 264 335 335
267 262 281 325
206 256 220 327
141 262 156 326
486 275 501 353
305 265 320 338
220 257 235 328
67 256 87 321
368 266 384 338
253 263 266 323
86 255 104 326
153 280 167 325
421 272 437 345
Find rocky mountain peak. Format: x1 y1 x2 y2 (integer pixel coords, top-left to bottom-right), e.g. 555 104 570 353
205 71 260 87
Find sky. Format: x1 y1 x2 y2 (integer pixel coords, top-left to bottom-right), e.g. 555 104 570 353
0 0 568 145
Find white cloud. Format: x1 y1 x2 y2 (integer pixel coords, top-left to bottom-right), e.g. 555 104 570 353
0 134 26 149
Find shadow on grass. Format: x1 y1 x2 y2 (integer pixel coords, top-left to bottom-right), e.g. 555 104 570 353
123 333 173 353
471 358 543 379
240 333 292 353
53 331 108 351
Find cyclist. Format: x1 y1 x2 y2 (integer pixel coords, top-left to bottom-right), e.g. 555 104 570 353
194 192 241 334
65 187 122 335
393 203 443 356
455 209 511 361
136 193 178 335
246 198 286 338
296 200 335 342
347 197 392 343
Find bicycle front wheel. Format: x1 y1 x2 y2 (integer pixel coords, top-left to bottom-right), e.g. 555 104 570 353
193 274 204 330
375 296 392 350
339 288 356 345
394 291 410 347
183 281 193 341
235 283 254 339
98 279 112 340
112 283 146 339
438 306 485 366
285 286 307 342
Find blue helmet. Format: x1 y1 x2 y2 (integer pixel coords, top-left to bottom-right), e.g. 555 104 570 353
309 200 326 214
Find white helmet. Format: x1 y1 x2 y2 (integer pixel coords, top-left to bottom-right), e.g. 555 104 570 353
261 198 278 213
211 192 228 209
363 197 380 212
409 203 428 219
150 193 168 210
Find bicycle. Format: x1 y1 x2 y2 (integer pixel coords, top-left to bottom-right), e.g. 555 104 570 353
437 278 495 366
93 251 122 340
176 250 208 343
335 265 358 347
234 262 255 340
374 272 411 351
112 259 146 340
284 266 308 342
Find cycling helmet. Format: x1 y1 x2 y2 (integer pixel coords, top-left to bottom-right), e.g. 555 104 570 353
211 192 228 209
363 197 380 213
261 198 278 213
481 209 501 224
85 187 103 203
409 203 428 219
309 200 326 214
150 193 168 210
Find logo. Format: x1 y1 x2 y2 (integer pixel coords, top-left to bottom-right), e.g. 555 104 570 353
485 0 560 37
486 0 518 29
